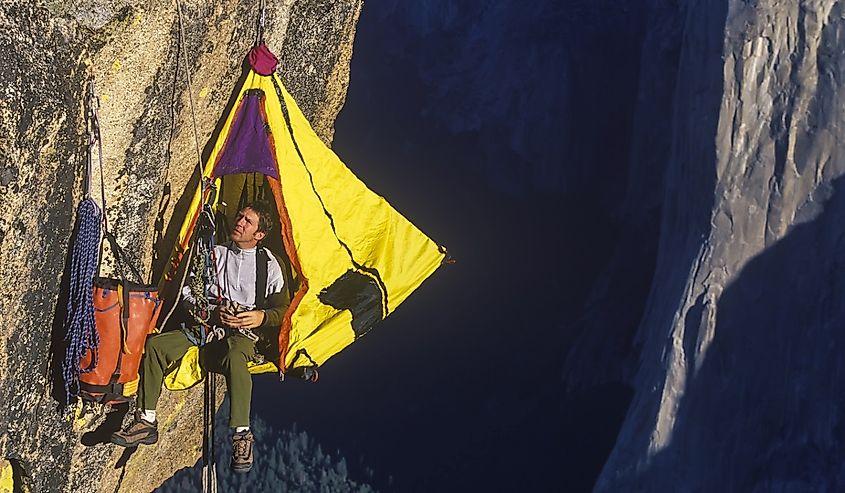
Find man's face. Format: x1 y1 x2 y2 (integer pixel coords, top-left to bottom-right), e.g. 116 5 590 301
230 208 266 248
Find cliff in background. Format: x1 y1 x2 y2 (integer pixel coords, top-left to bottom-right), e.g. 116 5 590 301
595 0 845 490
0 1 361 491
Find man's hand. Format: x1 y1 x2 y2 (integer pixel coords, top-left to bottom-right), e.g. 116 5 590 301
219 309 265 330
218 309 241 329
236 310 266 329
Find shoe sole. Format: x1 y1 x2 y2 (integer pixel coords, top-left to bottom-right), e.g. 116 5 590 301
110 434 158 448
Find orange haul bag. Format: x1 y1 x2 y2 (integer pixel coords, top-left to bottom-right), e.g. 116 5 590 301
78 278 161 404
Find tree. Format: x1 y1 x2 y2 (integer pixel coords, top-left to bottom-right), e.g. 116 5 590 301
156 399 377 492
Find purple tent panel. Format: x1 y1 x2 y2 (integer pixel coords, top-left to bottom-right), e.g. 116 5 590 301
213 89 279 179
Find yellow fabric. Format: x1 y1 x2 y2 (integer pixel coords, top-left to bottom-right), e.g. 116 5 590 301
248 361 279 374
0 461 13 493
163 346 205 390
163 348 278 390
268 74 443 369
164 69 444 382
122 376 139 396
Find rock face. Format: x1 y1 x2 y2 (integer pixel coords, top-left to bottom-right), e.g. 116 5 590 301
595 0 845 490
0 1 361 491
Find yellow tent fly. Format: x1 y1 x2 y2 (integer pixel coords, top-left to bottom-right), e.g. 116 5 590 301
161 45 446 389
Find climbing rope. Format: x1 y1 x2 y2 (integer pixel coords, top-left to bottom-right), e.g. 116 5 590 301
158 0 211 332
158 0 213 333
171 2 267 490
193 207 220 493
173 7 220 489
255 0 267 46
174 0 204 182
202 373 218 493
186 205 223 345
197 209 220 493
62 198 102 402
62 79 104 403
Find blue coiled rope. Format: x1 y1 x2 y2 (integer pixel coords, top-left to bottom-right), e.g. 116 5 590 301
62 197 102 403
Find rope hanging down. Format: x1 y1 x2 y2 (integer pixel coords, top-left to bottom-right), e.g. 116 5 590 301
62 79 104 403
174 0 204 181
255 0 267 46
173 3 221 492
202 373 218 493
193 194 221 493
158 0 213 332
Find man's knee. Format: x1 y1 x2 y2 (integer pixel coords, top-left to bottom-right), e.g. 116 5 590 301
221 346 248 367
220 337 255 368
144 331 190 363
143 335 165 360
145 332 174 355
144 334 161 351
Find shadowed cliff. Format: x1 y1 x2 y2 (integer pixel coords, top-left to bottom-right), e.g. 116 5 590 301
597 0 845 490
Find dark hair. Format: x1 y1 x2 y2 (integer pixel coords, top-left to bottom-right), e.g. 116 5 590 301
243 201 274 234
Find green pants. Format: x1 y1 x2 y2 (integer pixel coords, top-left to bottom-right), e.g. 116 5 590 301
138 330 257 428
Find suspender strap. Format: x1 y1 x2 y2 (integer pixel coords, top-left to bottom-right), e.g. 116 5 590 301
255 247 269 309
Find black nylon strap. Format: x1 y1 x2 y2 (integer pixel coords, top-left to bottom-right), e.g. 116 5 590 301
103 231 144 284
79 381 131 404
255 247 269 309
80 381 124 394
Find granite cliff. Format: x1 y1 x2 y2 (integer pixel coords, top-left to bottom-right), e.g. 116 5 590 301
0 0 361 491
587 0 845 490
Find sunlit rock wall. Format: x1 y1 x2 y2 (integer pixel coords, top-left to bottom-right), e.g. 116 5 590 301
598 0 845 490
0 0 361 491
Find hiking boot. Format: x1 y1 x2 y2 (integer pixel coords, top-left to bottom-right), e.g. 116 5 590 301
110 413 158 448
231 430 254 473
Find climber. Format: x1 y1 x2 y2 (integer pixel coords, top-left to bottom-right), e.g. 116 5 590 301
110 201 288 473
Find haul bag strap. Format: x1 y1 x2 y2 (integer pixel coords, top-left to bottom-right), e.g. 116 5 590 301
102 231 144 284
79 379 137 403
107 282 130 387
79 381 124 394
119 281 131 354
